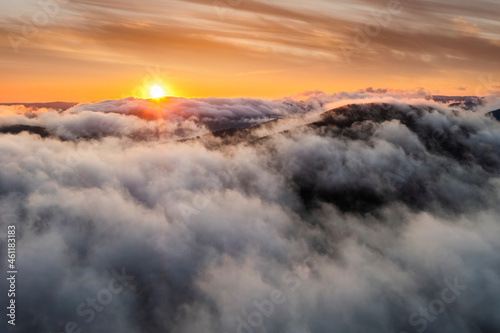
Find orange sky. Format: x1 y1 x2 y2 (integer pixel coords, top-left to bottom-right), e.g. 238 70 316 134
1 0 499 103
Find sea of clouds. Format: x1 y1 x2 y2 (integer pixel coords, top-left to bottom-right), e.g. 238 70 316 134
0 90 500 333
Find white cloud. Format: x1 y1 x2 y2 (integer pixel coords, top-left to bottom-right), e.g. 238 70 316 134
0 92 499 332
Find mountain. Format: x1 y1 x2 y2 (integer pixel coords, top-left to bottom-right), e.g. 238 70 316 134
0 124 50 137
431 95 485 109
1 101 77 110
487 109 500 121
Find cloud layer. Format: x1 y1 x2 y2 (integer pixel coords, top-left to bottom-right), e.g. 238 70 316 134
0 93 500 333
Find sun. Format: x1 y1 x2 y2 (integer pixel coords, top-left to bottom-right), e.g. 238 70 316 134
150 85 165 98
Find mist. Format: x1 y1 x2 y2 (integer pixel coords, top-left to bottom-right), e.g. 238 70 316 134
1 92 499 333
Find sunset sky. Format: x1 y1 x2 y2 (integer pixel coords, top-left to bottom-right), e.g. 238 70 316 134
1 0 499 102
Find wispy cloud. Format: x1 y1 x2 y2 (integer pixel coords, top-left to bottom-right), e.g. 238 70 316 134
1 0 500 100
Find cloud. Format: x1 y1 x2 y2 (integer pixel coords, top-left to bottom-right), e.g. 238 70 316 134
452 17 480 35
365 87 388 94
0 93 500 332
0 90 434 139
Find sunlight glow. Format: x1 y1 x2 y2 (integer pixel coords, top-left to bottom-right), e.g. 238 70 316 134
150 85 165 98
